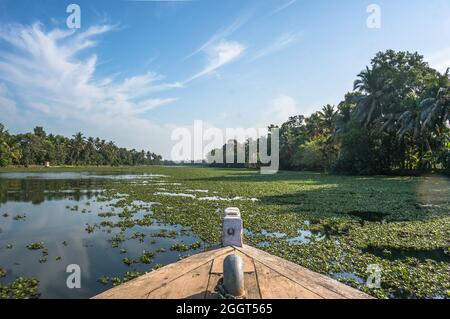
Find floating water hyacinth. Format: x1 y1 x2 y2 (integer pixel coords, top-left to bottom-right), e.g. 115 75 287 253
26 242 45 250
0 167 448 299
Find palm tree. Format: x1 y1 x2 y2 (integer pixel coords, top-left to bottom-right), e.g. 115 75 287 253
353 67 386 125
318 104 338 134
71 132 85 165
305 113 322 138
86 137 96 164
420 87 449 132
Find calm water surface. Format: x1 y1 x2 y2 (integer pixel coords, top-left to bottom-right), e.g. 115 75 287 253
0 172 203 298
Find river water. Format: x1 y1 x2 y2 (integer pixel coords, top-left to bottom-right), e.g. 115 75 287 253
0 172 203 298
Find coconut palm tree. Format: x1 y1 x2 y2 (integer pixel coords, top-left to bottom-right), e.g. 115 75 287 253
353 67 386 125
318 104 338 134
71 132 85 165
420 87 449 132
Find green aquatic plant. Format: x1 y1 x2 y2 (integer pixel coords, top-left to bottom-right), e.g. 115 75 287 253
152 264 163 271
0 277 40 299
13 214 26 221
118 208 134 219
130 232 146 242
100 220 115 228
139 251 154 264
110 277 122 286
123 271 145 282
1 166 449 298
177 254 191 261
26 242 44 250
152 229 178 238
189 242 202 250
122 257 135 266
98 212 115 218
110 232 126 248
110 271 145 286
136 215 153 226
170 242 201 252
97 276 109 285
114 219 137 230
170 244 189 252
85 224 96 234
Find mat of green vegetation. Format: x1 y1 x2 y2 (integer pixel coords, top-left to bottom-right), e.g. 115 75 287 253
1 166 449 299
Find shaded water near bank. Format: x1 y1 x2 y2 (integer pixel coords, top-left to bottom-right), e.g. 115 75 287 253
0 172 204 298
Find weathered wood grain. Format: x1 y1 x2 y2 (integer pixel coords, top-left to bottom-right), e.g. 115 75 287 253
93 246 233 299
93 245 373 299
237 245 373 299
254 260 322 299
205 273 222 299
244 270 262 299
147 261 213 299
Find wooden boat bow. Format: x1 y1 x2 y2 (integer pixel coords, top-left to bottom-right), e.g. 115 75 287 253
93 208 373 299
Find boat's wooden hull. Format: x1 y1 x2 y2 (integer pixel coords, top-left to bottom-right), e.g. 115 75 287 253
93 245 373 299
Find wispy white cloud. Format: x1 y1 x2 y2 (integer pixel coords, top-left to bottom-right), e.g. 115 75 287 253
0 83 17 115
183 15 248 82
252 31 300 60
0 23 180 119
269 0 297 16
185 15 248 60
186 39 246 82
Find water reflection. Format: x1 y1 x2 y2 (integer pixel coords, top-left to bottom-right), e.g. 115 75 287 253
0 173 203 298
0 179 106 205
0 172 166 180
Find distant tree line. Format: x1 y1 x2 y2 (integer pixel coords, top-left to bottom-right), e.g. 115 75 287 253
209 50 450 175
0 125 162 167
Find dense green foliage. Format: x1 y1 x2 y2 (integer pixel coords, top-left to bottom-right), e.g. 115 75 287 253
210 50 450 175
0 277 40 299
0 125 162 167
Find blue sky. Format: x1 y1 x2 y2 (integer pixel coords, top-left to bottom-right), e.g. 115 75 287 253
1 0 450 159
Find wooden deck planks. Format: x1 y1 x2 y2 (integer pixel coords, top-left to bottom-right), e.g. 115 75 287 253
205 273 222 299
236 245 373 299
254 260 322 299
93 245 373 299
93 246 233 299
244 270 262 299
147 261 213 299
